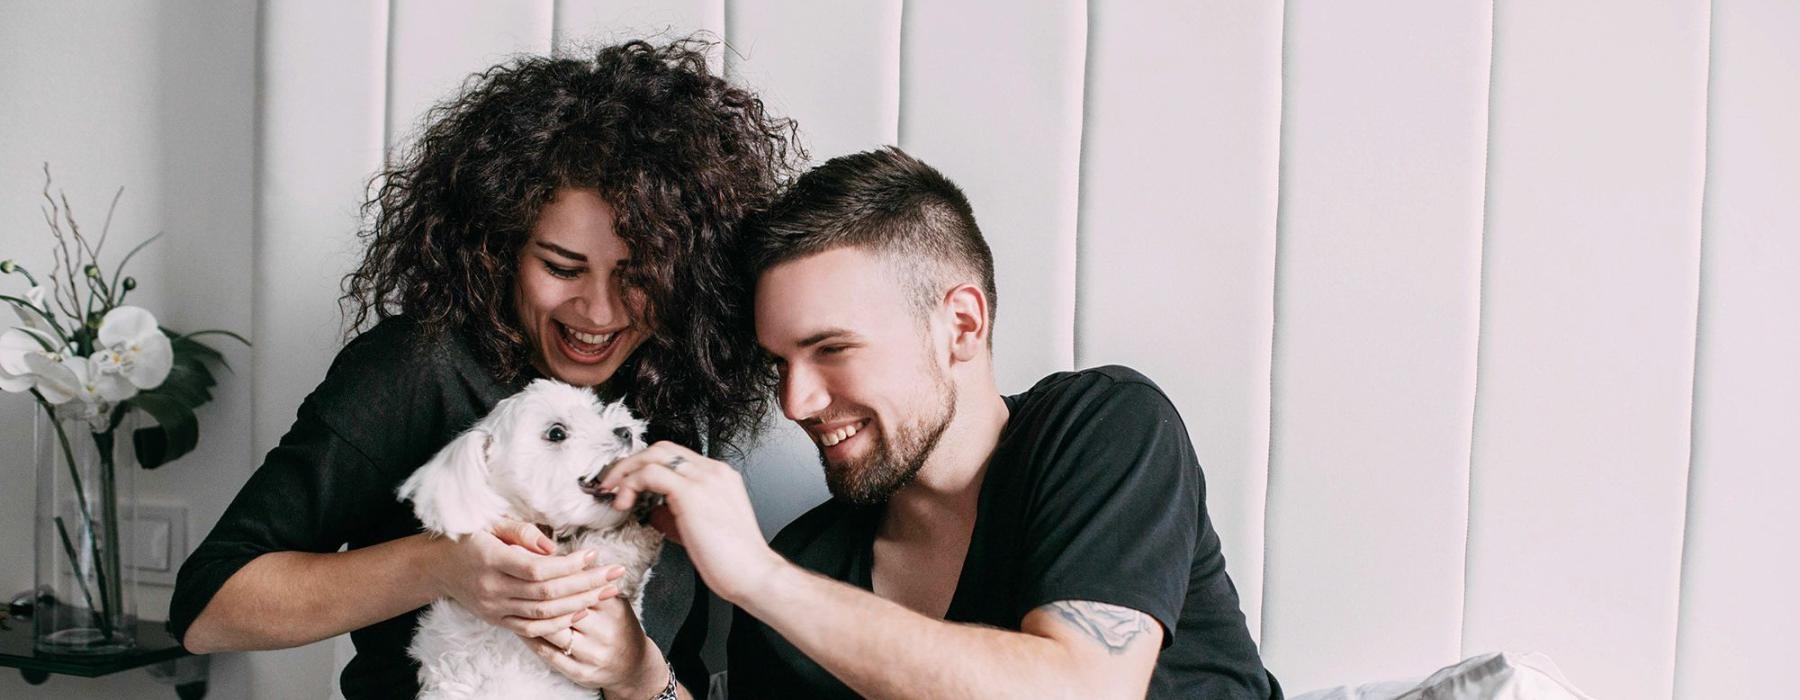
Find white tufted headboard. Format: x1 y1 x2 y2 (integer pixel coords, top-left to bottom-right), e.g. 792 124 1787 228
2 2 1792 698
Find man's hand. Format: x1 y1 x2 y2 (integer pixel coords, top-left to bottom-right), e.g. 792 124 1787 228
599 441 784 602
425 519 625 637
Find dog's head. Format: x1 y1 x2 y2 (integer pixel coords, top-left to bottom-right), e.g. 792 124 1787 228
398 378 648 538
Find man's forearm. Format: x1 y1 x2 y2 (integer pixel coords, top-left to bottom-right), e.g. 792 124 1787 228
183 534 442 653
734 560 1106 699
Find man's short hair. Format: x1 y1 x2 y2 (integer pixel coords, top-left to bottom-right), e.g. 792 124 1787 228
748 147 998 335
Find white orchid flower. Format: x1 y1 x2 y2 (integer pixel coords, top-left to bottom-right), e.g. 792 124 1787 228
14 285 52 329
0 327 44 392
25 352 113 428
94 305 172 391
25 351 96 403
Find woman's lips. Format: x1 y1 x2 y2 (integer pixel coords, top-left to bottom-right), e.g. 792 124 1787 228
556 321 622 365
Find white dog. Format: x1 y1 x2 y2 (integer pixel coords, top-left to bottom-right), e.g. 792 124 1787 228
398 378 664 700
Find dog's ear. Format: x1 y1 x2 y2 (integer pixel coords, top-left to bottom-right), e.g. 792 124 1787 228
397 428 508 537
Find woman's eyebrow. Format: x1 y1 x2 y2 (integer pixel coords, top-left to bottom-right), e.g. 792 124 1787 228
533 241 587 262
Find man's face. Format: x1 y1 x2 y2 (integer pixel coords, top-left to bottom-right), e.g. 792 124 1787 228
755 247 957 505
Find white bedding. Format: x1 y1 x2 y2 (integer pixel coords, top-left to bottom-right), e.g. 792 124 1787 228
1293 652 1596 700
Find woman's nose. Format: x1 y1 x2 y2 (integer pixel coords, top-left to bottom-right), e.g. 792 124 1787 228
574 273 627 327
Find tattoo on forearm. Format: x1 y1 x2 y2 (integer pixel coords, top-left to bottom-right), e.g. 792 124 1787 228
1043 601 1149 655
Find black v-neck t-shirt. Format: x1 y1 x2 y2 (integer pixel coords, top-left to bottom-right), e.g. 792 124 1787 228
168 316 711 698
727 366 1280 699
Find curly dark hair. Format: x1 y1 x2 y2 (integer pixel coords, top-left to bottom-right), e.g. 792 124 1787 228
342 38 800 453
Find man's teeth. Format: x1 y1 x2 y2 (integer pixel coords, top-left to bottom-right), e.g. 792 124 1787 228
820 422 861 447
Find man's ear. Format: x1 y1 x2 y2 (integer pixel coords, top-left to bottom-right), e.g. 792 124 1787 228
942 283 991 363
397 428 507 537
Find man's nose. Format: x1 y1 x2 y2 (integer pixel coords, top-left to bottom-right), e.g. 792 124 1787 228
781 364 829 423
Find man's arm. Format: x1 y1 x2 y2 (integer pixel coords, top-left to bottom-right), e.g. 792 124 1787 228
744 560 1162 699
602 442 1164 699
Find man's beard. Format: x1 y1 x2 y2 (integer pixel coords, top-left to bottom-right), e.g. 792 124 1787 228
820 371 957 506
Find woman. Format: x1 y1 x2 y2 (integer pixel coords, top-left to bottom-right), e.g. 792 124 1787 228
169 39 797 699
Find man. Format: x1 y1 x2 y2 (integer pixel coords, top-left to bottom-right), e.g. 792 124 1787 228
599 147 1280 698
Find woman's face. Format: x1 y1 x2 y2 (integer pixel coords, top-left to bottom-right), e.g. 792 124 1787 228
514 187 648 388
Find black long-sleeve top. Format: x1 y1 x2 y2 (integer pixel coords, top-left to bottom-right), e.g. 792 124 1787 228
168 316 709 698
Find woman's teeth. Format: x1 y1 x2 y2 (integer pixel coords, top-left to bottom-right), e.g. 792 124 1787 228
561 324 615 349
820 421 861 447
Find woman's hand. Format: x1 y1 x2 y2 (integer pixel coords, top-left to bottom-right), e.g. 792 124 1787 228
522 597 671 698
425 519 625 637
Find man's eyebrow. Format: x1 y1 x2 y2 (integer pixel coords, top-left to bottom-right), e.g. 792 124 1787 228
796 328 859 348
532 241 587 262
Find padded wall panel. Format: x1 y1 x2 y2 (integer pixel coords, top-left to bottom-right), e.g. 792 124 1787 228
897 0 1086 394
554 0 723 53
386 0 553 154
724 0 903 537
1075 0 1283 642
1463 2 1709 698
1259 1 1491 690
1673 1 1800 697
258 6 392 696
725 0 900 161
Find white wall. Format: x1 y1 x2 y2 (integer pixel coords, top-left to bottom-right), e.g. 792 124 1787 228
1 1 1794 698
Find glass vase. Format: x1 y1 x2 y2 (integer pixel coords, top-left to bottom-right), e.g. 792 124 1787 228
33 403 139 655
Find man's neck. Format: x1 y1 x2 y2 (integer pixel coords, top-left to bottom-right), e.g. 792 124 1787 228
878 385 1011 542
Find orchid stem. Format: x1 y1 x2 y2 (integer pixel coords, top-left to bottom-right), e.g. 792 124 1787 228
32 391 116 636
53 516 111 638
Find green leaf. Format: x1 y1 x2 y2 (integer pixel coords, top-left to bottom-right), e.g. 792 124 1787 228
127 392 199 470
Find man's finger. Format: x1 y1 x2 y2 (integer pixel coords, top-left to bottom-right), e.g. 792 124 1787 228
600 441 696 490
607 464 689 512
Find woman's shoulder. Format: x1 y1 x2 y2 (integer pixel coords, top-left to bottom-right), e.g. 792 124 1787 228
324 315 482 393
299 315 517 470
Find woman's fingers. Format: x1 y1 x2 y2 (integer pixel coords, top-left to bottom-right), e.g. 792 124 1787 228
501 608 583 638
501 582 620 621
524 634 595 680
491 519 554 554
496 564 623 600
496 545 595 581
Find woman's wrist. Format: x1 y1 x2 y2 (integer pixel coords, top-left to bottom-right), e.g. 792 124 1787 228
408 532 453 601
606 636 671 700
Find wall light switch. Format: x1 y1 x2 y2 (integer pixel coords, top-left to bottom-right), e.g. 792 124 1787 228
127 503 187 587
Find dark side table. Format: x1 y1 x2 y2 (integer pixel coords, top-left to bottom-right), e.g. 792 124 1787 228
0 614 207 698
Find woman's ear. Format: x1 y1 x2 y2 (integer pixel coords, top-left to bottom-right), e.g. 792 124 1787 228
397 428 507 537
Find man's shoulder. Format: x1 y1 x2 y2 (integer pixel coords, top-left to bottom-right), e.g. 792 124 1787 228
1012 364 1179 421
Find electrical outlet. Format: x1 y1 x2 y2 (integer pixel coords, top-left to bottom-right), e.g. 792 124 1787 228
127 503 187 586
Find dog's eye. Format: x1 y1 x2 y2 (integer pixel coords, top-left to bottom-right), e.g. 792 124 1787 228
613 426 633 443
545 423 568 443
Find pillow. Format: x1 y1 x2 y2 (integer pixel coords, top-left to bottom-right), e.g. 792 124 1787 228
1292 652 1595 700
1393 652 1593 700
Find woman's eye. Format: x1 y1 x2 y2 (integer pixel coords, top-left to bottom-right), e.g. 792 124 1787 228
545 424 568 442
543 261 581 279
819 345 849 356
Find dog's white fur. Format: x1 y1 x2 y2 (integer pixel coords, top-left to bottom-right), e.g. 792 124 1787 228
398 378 664 700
